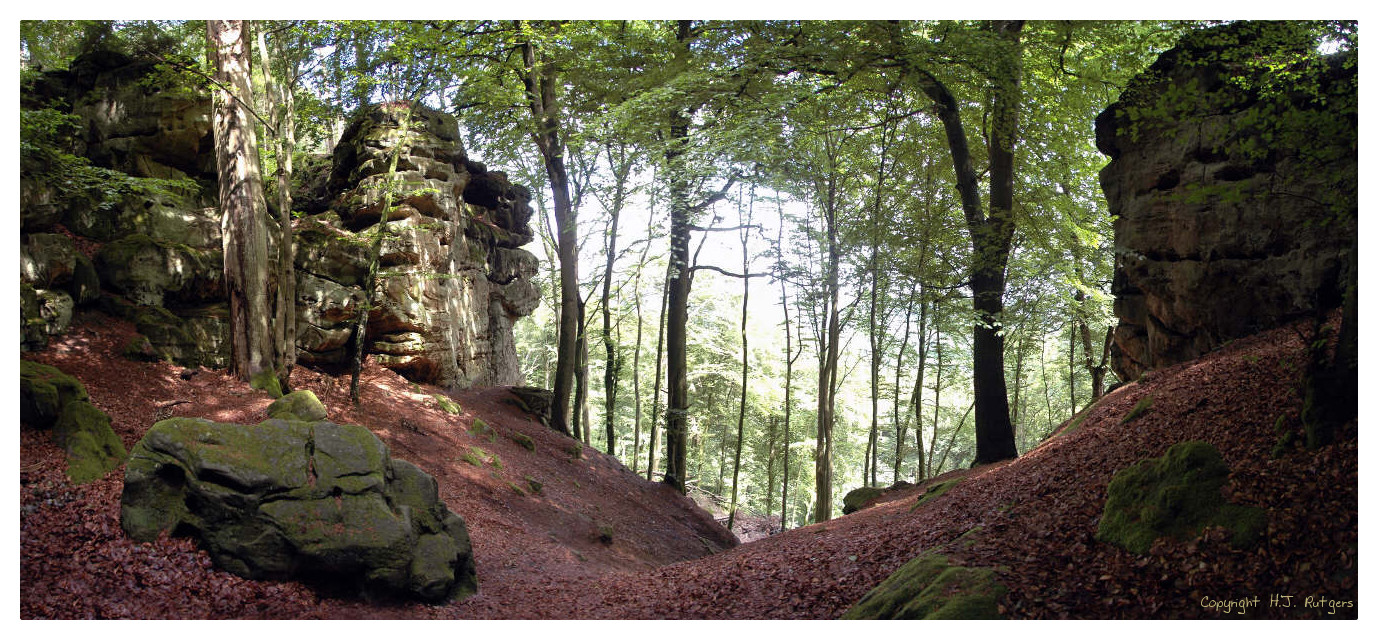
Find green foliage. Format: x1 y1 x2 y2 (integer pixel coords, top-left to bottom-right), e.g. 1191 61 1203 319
1096 441 1266 554
524 476 544 494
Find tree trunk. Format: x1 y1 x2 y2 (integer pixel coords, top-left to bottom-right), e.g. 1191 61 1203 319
777 213 798 531
601 143 630 456
892 282 916 484
254 23 296 392
912 21 1023 466
661 20 695 494
727 193 752 531
520 35 580 438
814 142 841 523
208 20 275 383
646 275 669 481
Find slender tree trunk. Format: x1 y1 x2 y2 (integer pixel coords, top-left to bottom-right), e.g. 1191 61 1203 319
646 276 669 481
208 20 275 383
777 218 798 531
911 295 928 482
911 20 1023 466
574 303 590 445
925 320 944 480
661 19 696 494
630 255 646 473
814 143 842 523
255 24 296 392
1068 319 1078 415
727 192 752 531
601 143 630 456
892 282 916 484
520 34 580 437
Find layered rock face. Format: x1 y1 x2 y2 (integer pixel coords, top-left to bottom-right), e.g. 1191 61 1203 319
293 103 539 388
1096 22 1356 381
21 50 539 389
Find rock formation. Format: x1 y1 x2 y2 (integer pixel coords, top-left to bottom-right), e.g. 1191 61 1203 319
120 390 477 603
292 102 540 388
1096 22 1357 381
20 50 539 389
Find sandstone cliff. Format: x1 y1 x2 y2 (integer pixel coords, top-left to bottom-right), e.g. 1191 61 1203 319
20 50 539 389
1096 22 1356 381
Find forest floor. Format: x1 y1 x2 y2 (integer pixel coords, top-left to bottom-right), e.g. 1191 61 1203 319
19 310 1358 619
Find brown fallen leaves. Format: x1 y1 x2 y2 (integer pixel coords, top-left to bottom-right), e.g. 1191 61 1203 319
19 311 1358 619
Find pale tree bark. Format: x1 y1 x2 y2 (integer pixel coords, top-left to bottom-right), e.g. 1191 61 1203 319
207 20 275 382
814 131 844 522
255 23 297 391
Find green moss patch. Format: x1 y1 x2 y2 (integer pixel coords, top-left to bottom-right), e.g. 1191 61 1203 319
911 477 963 512
468 418 495 442
267 390 329 422
510 431 535 452
21 360 89 427
1097 440 1266 554
1121 394 1153 425
433 394 461 414
53 400 127 484
842 486 886 515
250 370 285 399
843 552 1006 619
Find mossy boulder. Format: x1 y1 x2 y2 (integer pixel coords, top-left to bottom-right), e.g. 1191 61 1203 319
20 360 89 428
1097 440 1266 554
121 411 476 603
52 400 127 484
842 486 887 515
843 552 1006 619
267 390 328 422
20 361 124 484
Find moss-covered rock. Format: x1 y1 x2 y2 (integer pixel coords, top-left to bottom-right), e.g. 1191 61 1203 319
843 552 1006 619
911 477 963 512
95 233 223 307
249 370 285 399
842 486 886 515
1097 440 1266 554
121 416 477 603
52 400 126 484
433 394 462 415
267 389 328 422
20 360 89 428
101 296 228 368
510 431 535 452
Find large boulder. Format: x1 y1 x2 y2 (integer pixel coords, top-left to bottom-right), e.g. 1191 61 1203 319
95 233 224 308
120 398 477 603
1097 22 1357 381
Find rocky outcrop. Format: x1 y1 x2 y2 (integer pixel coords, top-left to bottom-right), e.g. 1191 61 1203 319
20 361 127 484
21 50 539 389
1096 22 1357 381
292 102 539 388
120 390 477 603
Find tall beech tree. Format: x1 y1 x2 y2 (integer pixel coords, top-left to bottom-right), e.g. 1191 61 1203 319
207 20 279 384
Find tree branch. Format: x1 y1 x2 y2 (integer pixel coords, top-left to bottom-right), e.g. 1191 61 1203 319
689 265 770 279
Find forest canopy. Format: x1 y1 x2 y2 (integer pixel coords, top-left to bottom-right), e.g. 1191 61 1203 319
18 18 1356 529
